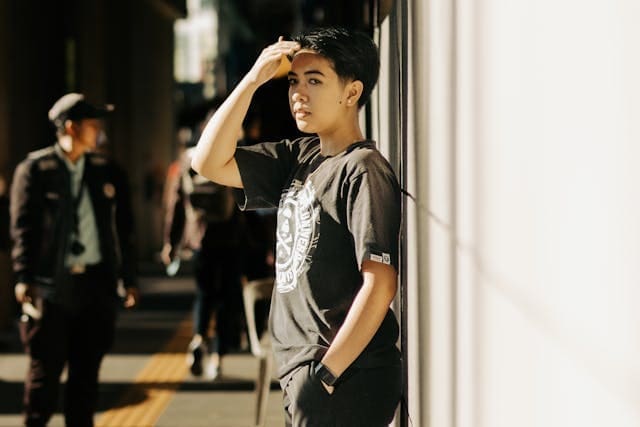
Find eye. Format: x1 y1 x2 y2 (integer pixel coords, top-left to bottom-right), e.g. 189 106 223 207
309 78 321 85
288 77 298 86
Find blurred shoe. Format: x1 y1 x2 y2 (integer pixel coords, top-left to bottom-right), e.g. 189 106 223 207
186 335 207 377
206 352 221 380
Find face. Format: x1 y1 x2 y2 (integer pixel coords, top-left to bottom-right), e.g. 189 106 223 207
70 118 103 151
288 51 351 135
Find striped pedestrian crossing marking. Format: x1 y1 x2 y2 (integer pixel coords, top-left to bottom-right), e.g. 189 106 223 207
96 317 192 427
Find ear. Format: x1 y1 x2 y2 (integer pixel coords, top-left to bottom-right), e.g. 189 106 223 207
345 80 364 107
63 119 77 136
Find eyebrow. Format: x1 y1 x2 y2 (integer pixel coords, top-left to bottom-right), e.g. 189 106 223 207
287 70 326 77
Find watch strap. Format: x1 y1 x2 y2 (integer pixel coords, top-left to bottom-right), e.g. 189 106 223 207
314 362 339 386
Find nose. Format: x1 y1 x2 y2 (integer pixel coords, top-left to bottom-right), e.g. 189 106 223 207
291 88 307 103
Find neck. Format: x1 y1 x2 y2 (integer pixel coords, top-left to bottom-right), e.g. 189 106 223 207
58 136 86 164
318 122 365 156
66 149 85 164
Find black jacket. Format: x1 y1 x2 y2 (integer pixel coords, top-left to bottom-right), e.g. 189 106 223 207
10 145 137 296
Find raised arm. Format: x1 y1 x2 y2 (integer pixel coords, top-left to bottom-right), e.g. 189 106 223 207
191 37 300 187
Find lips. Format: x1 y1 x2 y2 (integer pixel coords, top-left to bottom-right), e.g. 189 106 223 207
293 105 310 119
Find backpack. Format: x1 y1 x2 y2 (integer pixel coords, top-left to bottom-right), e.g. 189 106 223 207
182 168 235 223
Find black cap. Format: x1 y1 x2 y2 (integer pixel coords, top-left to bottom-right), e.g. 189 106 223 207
48 93 114 128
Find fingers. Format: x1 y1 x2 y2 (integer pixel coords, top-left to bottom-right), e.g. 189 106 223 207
15 283 32 303
160 243 173 265
263 37 300 59
123 288 139 309
248 37 300 85
124 296 136 309
160 252 171 266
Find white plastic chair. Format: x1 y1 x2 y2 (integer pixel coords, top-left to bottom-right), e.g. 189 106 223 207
241 276 275 427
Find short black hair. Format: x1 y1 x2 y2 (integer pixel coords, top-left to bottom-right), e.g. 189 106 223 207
293 27 379 108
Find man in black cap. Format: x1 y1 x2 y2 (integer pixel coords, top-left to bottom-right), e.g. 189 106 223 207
10 92 139 427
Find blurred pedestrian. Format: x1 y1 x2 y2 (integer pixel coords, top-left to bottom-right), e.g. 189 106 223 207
10 93 139 427
191 27 402 426
237 109 277 282
162 107 245 380
0 175 13 334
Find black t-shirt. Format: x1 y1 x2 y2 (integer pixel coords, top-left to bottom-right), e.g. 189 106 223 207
234 136 401 380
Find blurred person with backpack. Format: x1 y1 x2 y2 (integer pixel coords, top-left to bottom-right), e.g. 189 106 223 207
162 106 245 380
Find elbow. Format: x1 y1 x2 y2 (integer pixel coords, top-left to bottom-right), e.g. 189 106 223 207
383 280 398 303
189 149 228 185
361 260 398 303
190 152 203 174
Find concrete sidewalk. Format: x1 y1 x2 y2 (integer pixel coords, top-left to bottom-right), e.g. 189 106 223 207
0 275 285 427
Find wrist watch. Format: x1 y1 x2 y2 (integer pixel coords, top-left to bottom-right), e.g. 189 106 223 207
314 362 339 386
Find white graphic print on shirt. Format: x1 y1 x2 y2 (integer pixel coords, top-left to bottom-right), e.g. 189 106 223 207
275 179 320 293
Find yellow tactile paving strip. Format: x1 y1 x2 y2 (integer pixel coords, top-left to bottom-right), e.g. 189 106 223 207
96 317 192 427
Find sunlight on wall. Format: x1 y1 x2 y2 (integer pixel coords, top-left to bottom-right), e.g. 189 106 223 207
467 1 640 426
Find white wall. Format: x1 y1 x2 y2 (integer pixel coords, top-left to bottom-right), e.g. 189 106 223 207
469 1 640 426
381 0 640 426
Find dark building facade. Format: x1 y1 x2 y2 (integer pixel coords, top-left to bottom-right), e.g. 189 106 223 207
0 0 386 326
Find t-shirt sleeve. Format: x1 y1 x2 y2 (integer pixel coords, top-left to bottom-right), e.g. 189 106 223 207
346 162 401 271
233 140 297 210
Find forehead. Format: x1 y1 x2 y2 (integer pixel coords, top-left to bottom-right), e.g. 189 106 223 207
76 118 103 128
290 50 336 75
